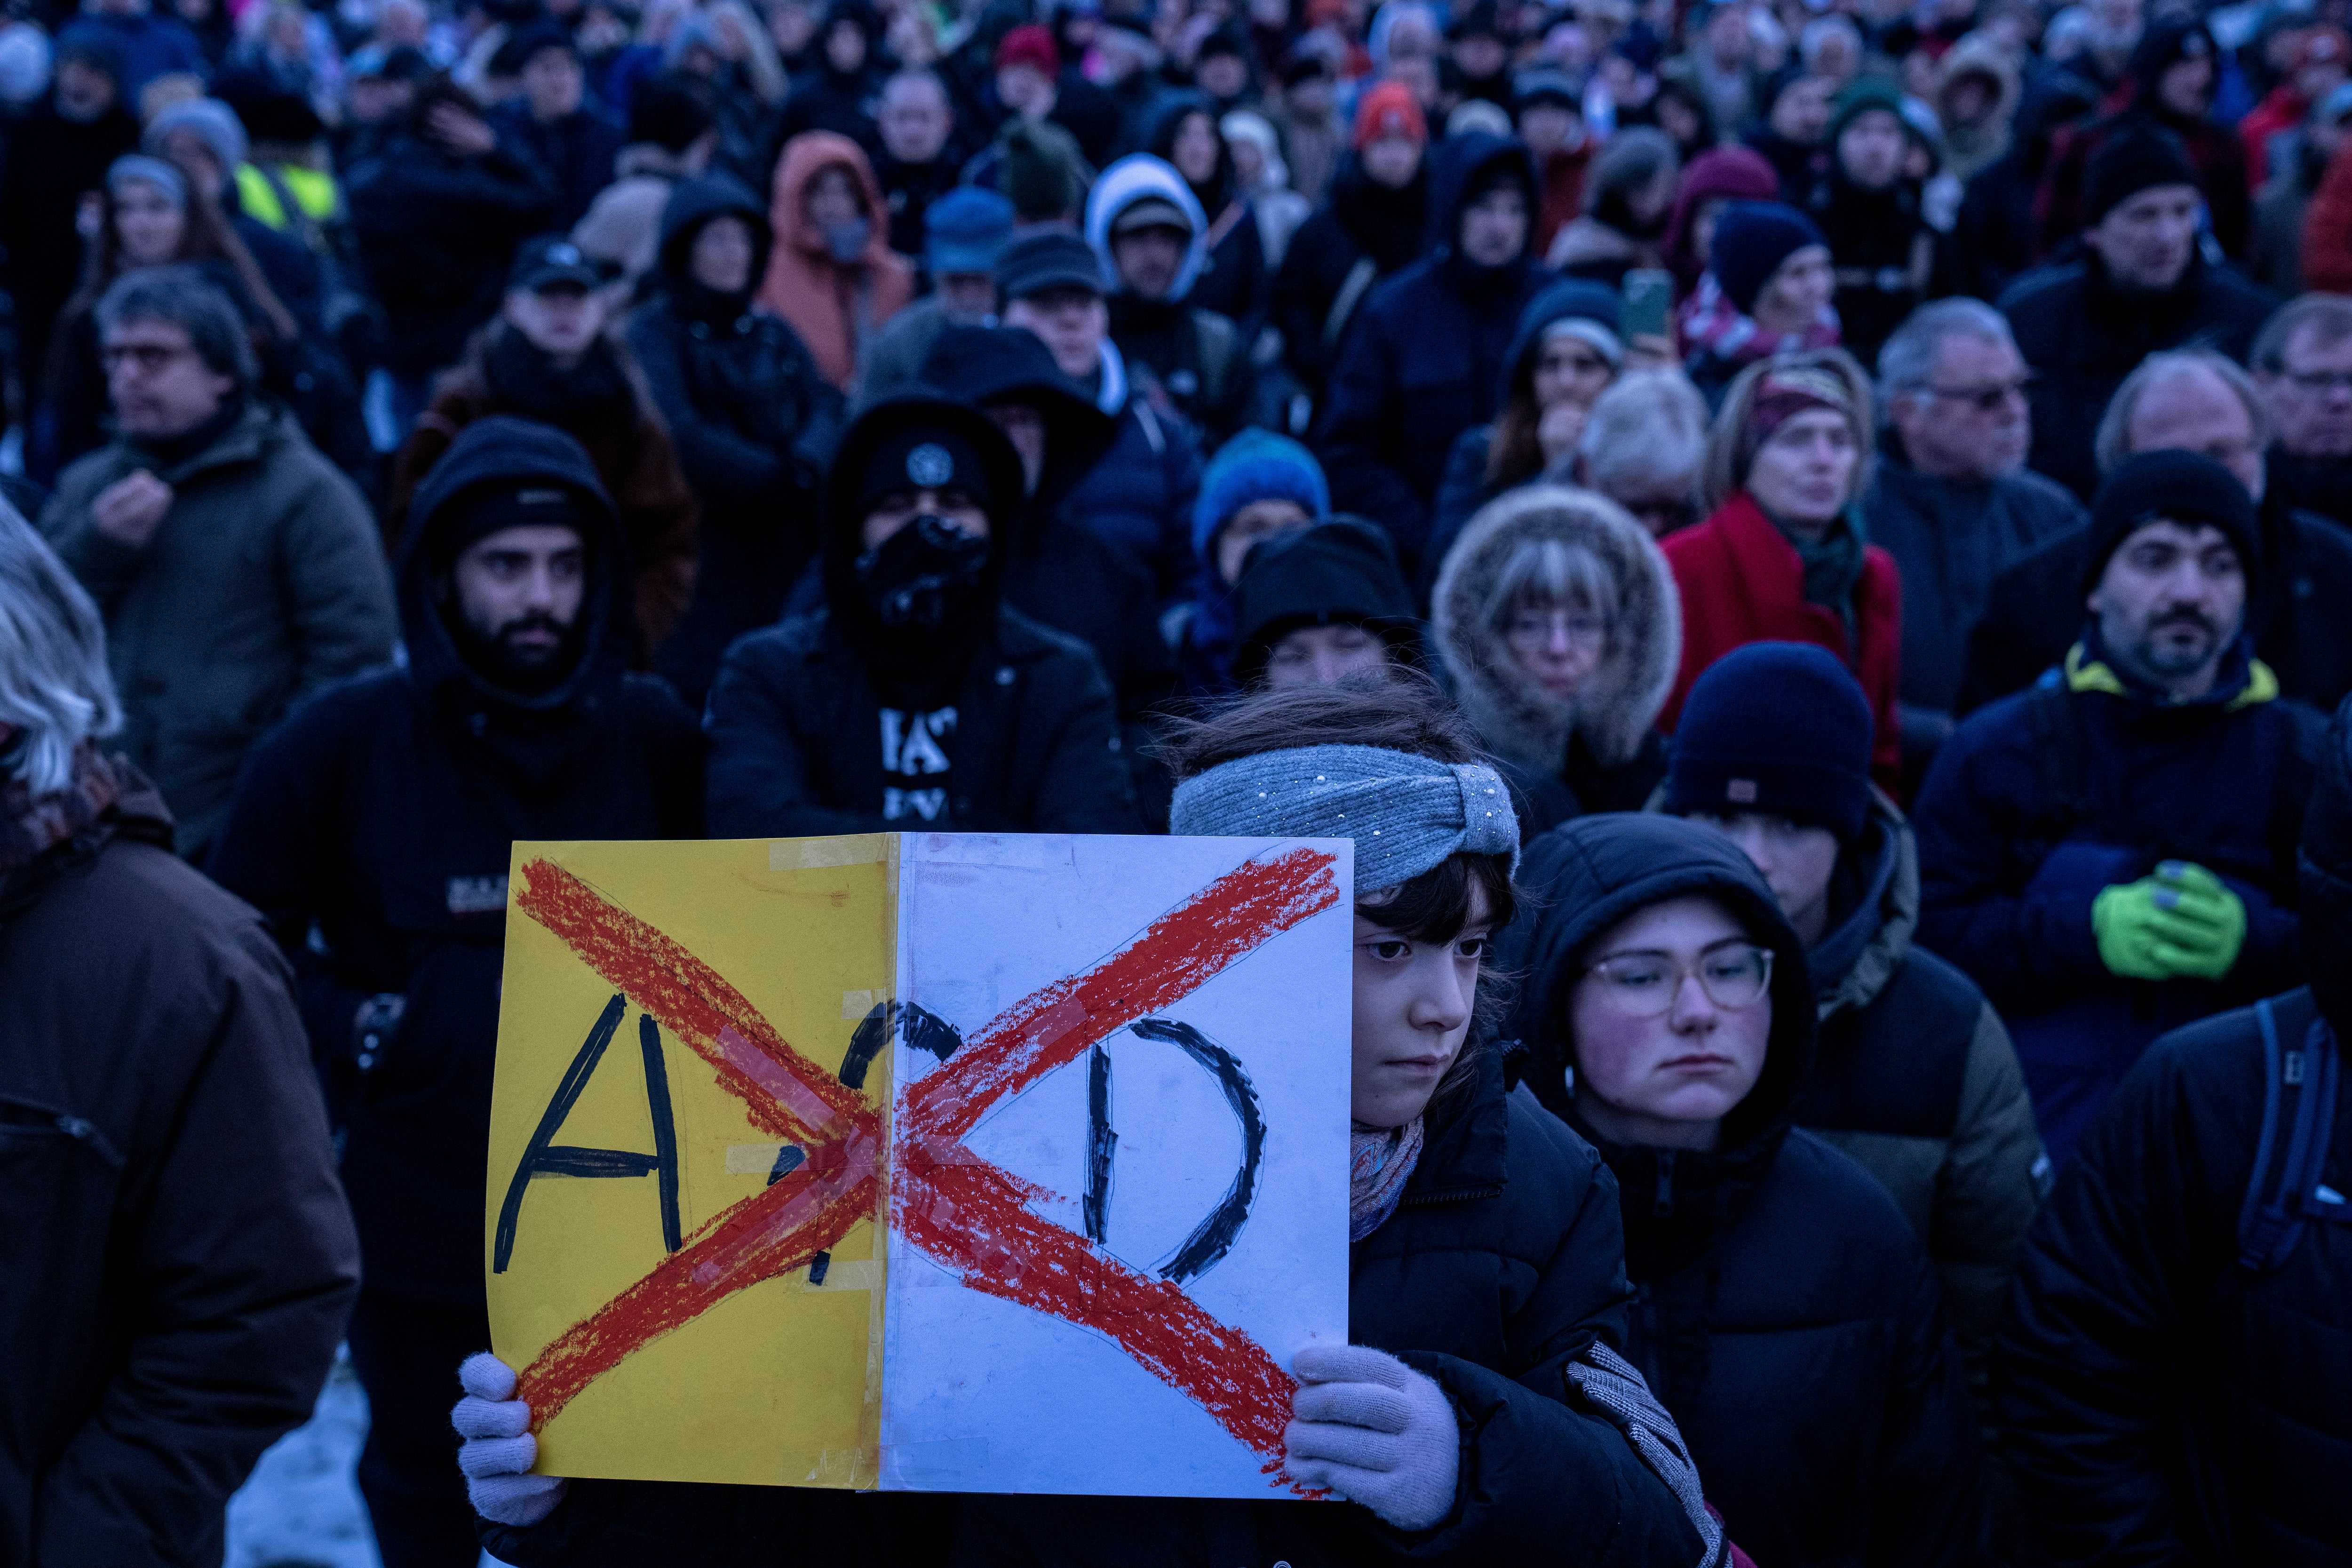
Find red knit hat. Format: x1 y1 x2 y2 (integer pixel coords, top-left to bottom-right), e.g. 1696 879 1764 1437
1351 80 1427 150
995 24 1059 76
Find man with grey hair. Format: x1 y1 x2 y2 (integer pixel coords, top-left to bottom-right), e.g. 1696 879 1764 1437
1958 346 2352 714
0 501 358 1567
40 266 393 862
1865 298 2086 778
2253 291 2352 525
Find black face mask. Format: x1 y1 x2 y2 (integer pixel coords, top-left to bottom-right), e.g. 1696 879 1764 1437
855 513 990 631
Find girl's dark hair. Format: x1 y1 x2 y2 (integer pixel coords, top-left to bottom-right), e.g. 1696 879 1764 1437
1160 674 1521 1098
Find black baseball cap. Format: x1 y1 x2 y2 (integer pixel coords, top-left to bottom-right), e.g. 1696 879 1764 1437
994 230 1104 302
508 234 605 293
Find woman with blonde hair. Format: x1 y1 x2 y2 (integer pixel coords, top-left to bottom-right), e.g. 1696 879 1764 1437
1658 346 1903 788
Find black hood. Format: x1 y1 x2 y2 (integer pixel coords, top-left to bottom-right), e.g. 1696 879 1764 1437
818 391 1030 686
916 325 1117 536
1147 91 1238 210
1499 813 1815 1279
655 173 774 304
1424 129 1540 260
1231 516 1423 684
401 414 635 722
2299 696 2352 1032
1332 152 1430 271
2130 16 2216 119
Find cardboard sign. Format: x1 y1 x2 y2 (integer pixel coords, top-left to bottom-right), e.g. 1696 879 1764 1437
486 832 1353 1496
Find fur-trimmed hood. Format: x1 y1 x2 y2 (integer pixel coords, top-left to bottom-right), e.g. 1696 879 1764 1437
1431 484 1680 774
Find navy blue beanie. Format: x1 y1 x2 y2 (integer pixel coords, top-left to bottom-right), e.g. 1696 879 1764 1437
1710 200 1828 314
1666 642 1875 842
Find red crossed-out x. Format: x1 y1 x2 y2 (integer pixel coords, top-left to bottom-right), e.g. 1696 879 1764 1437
508 845 1342 1479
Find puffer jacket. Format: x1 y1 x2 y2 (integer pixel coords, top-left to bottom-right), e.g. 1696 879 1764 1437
1915 632 2326 1164
1503 813 1987 1568
1994 693 2352 1566
209 417 704 1305
40 401 396 862
0 771 359 1568
629 173 845 708
1430 485 1678 839
1795 788 2048 1386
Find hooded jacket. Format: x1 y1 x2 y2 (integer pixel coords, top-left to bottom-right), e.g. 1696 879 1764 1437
1313 132 1553 575
1423 279 1629 580
1935 37 2021 183
704 394 1140 837
0 768 359 1568
209 417 705 1305
40 400 397 863
756 132 918 390
1144 94 1272 336
630 173 846 708
1087 152 1252 442
1787 787 2047 1387
1502 813 1986 1568
1271 152 1430 400
1915 630 2326 1164
388 321 703 658
1994 696 2352 1566
1431 486 1678 839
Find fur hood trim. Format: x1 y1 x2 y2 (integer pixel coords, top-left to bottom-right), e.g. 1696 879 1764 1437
1431 484 1680 774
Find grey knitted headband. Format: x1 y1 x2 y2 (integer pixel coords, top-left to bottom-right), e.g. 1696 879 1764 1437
1168 743 1521 894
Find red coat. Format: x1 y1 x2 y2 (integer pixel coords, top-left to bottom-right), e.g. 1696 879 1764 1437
1660 490 1905 788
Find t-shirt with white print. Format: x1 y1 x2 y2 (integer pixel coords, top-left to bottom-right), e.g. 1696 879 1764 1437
881 706 957 821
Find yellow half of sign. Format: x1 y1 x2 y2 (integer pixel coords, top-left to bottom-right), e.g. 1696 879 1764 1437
485 836 897 1488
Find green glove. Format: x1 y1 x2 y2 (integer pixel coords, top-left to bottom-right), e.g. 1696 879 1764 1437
2093 879 2188 979
2147 861 2247 980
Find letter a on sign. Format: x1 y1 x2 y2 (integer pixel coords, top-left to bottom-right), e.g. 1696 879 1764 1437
486 832 1351 1496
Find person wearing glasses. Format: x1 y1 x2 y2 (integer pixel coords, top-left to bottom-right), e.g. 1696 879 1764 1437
1428 483 1680 842
37 265 392 864
1504 807 1986 1568
1662 642 2045 1404
1865 300 2086 788
2253 291 2352 528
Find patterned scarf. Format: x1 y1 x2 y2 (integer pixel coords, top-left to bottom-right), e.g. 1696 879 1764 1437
0 743 121 876
1349 1117 1426 1242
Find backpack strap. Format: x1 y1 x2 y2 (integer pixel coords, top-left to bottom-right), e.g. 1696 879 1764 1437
1323 256 1378 352
2238 998 2347 1272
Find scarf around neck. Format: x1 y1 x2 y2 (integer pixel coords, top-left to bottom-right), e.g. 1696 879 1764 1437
1780 501 1868 647
1349 1117 1425 1242
1 743 121 876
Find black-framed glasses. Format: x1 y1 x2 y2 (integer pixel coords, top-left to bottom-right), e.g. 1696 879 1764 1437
1585 944 1774 1017
1922 373 2037 412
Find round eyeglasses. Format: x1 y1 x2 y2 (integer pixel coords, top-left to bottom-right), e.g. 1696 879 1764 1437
1584 944 1774 1017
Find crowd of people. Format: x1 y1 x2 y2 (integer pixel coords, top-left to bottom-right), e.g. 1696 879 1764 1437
3 0 2351 1559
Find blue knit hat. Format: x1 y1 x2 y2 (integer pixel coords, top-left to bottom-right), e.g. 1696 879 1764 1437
924 187 1016 276
1192 429 1330 566
1666 642 1874 842
1710 201 1828 314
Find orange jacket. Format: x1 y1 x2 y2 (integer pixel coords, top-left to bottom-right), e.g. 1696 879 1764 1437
755 131 917 390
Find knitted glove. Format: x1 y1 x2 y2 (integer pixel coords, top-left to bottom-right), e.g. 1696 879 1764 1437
2148 861 2247 980
1285 1345 1461 1532
451 1352 567 1527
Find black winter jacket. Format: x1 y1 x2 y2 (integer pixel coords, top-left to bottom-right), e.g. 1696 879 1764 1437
1956 489 2352 717
1996 696 2352 1563
630 174 845 708
1312 133 1553 575
209 417 704 1305
1505 813 1987 1568
491 101 628 231
478 1050 1710 1567
1998 250 2277 499
0 774 359 1568
345 124 558 378
1270 158 1429 406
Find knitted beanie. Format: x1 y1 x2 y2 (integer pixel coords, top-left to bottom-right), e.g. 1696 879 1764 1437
2082 449 2260 595
1710 201 1827 314
1665 642 1875 842
1826 75 1906 144
1353 80 1428 149
1170 743 1520 893
2082 127 2199 227
144 97 249 175
1193 429 1331 566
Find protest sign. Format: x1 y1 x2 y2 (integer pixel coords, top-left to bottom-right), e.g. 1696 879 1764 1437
486 831 1352 1496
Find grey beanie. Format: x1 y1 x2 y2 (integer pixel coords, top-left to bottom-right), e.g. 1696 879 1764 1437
145 97 249 176
1169 743 1521 894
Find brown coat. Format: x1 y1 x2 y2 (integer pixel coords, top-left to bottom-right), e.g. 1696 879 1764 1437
0 771 359 1567
755 131 917 390
386 325 700 653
